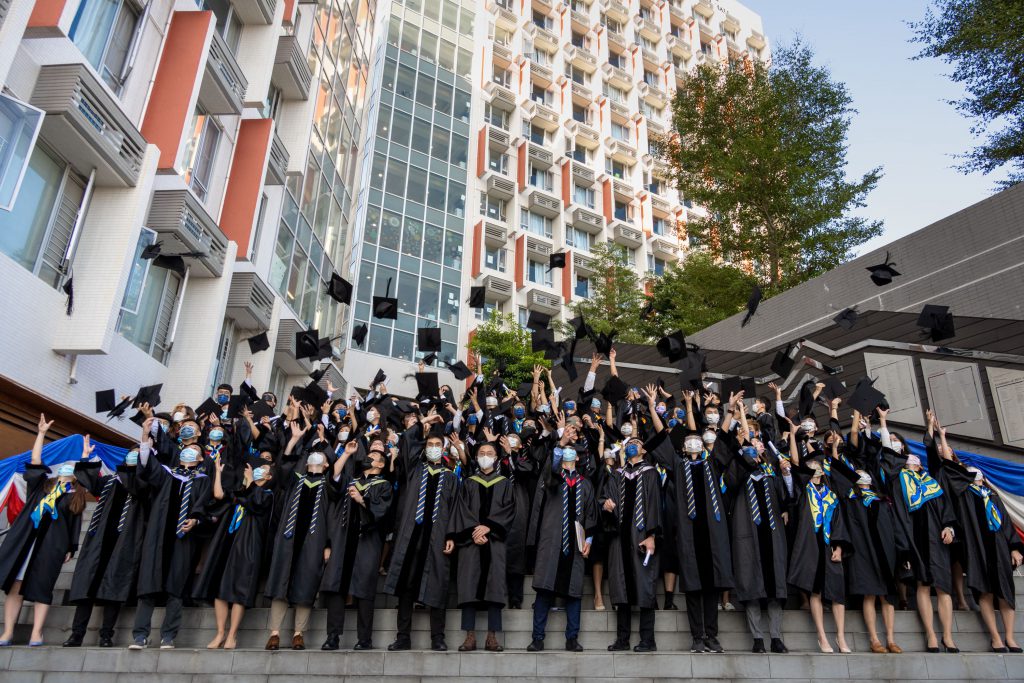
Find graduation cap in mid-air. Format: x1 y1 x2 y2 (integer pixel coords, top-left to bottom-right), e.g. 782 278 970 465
847 378 887 416
548 252 566 271
770 342 799 378
468 286 486 309
568 315 590 342
95 389 117 414
240 380 260 403
422 352 437 366
592 330 617 355
602 375 628 403
741 285 762 327
295 328 320 360
152 254 187 277
832 308 859 331
531 327 557 355
798 379 817 418
866 251 900 287
656 330 687 363
527 310 552 330
351 323 368 347
417 327 442 353
447 360 474 380
720 376 757 401
132 384 162 409
916 304 955 342
372 277 398 320
141 242 163 260
309 366 329 384
247 332 270 354
557 346 578 382
678 352 705 390
821 376 847 402
415 372 440 398
370 368 387 389
326 273 353 304
195 397 221 419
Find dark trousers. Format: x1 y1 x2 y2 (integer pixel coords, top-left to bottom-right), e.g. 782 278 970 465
461 603 503 632
396 590 446 641
532 589 580 641
132 594 183 642
324 593 376 644
685 590 719 639
507 573 524 605
71 601 121 639
616 604 655 644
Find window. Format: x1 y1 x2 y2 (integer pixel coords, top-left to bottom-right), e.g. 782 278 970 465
648 179 664 195
643 70 659 86
530 84 551 106
180 107 222 202
528 164 552 191
489 152 510 174
611 121 631 142
568 142 590 163
523 122 546 144
613 200 630 221
527 258 552 287
604 17 624 33
652 217 668 235
608 52 626 69
572 103 590 124
527 49 551 66
520 209 552 238
0 144 87 287
565 64 590 85
571 31 586 48
117 229 184 363
573 184 594 208
484 246 506 272
566 226 592 251
647 254 667 276
606 159 626 179
604 84 627 103
532 11 553 30
69 0 143 93
0 93 45 212
197 0 241 52
474 299 498 321
480 194 507 221
492 65 512 87
575 275 590 298
485 105 509 130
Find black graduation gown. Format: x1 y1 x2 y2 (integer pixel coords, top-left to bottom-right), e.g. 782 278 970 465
193 482 274 607
0 465 83 604
68 462 148 604
841 488 903 599
787 467 851 603
337 474 393 600
942 462 1023 607
133 458 214 598
263 471 333 605
528 462 598 599
383 425 459 608
725 455 789 603
502 440 544 576
449 471 516 606
601 461 661 609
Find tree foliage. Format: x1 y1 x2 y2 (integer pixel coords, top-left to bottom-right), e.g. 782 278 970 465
467 311 549 388
666 40 883 291
563 242 654 344
911 0 1024 187
648 252 757 336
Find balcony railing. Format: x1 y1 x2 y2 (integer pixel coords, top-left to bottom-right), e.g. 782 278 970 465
600 0 628 23
487 125 511 149
602 63 632 90
694 0 714 19
612 221 643 248
484 80 517 110
666 34 692 59
527 142 553 168
484 221 509 246
522 99 560 131
267 130 289 185
565 45 598 72
606 138 638 165
202 31 249 114
524 23 559 51
569 205 604 234
567 120 600 149
482 273 514 301
639 82 667 107
486 0 517 29
227 271 275 329
570 160 595 185
272 34 312 100
146 189 229 278
524 186 561 217
528 288 562 313
747 30 767 51
633 15 660 41
233 0 277 24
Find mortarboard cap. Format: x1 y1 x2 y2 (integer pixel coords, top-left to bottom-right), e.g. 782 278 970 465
289 384 320 408
832 308 859 331
417 327 442 353
316 337 334 361
108 395 133 419
128 411 147 427
240 380 260 403
527 310 552 330
152 254 186 277
468 286 486 309
226 394 252 419
295 328 320 360
247 331 270 354
602 375 628 403
741 285 762 327
309 366 328 383
372 277 398 319
415 372 440 398
370 368 387 388
558 347 578 381
678 352 705 390
250 401 276 420
133 384 162 409
847 378 886 416
822 376 847 401
720 376 756 400
448 360 473 380
568 315 591 342
351 323 368 347
326 273 353 304
798 379 818 418
917 304 955 342
195 397 220 419
95 389 116 414
531 326 557 354
656 330 687 363
516 381 534 398
303 382 329 407
866 251 900 287
141 242 162 260
593 330 617 355
422 352 437 366
770 342 799 378
548 252 566 271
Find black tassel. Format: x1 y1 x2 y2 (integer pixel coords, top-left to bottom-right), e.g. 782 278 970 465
62 277 74 316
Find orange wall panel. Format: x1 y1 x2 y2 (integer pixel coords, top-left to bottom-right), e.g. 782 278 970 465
220 119 273 259
282 0 297 23
141 11 212 170
514 235 524 290
517 141 526 192
27 0 66 28
562 257 572 303
476 127 487 178
471 221 483 278
602 179 612 221
561 160 571 205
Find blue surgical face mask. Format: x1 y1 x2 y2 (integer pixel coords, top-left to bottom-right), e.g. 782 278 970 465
513 407 526 419
668 418 679 428
125 451 139 466
655 405 667 416
179 447 199 463
591 399 601 409
336 408 347 418
252 466 267 481
561 448 577 462
625 443 640 458
179 425 197 440
209 429 224 442
57 463 76 477
467 415 478 425
539 404 550 414
741 446 758 460
216 394 230 405
564 401 576 411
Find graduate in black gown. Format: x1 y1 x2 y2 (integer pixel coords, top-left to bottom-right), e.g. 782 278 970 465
602 437 661 652
65 443 148 648
0 415 88 647
499 420 543 610
384 413 459 651
194 458 275 650
527 426 598 652
450 441 516 652
129 427 214 649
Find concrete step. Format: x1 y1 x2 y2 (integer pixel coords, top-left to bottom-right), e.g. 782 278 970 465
0 646 1020 683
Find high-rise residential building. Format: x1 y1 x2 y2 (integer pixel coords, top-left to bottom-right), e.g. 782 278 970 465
342 0 767 390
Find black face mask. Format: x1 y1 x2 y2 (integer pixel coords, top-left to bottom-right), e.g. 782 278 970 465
520 425 536 439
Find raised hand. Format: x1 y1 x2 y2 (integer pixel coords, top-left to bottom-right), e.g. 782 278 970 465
37 413 54 433
768 382 782 400
244 361 254 377
81 434 95 459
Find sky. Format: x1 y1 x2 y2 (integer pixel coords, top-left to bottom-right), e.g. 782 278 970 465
740 0 1010 255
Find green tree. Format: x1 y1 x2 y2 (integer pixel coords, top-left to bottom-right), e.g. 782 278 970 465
648 252 757 335
911 0 1024 187
666 40 883 291
467 311 549 388
564 242 654 344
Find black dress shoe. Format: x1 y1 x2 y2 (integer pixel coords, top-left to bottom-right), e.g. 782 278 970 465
752 639 766 653
926 646 942 653
526 639 544 652
388 638 411 651
770 638 788 654
353 641 374 650
99 636 114 648
321 634 340 651
431 639 448 652
705 637 724 653
634 642 656 652
63 634 84 647
607 639 630 651
509 600 522 610
1008 646 1023 653
565 638 583 652
992 646 1010 653
690 637 707 653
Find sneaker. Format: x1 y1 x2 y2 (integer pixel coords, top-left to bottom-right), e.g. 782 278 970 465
723 602 736 611
705 637 724 653
690 637 707 653
129 638 148 650
160 639 175 650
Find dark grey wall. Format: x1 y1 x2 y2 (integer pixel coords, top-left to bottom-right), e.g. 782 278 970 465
691 183 1024 352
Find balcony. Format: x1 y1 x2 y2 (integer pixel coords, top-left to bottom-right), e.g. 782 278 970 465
276 319 314 373
529 61 554 87
532 0 555 13
573 251 597 275
523 98 560 131
640 46 660 68
607 30 627 52
600 0 628 23
694 0 714 19
201 31 248 115
29 63 146 187
484 80 517 111
570 160 595 186
528 288 562 315
645 117 667 137
666 34 692 60
483 167 516 200
272 35 313 100
601 63 632 91
570 8 591 31
639 82 668 108
226 271 275 330
674 65 687 85
650 236 678 259
633 15 661 42
523 185 562 217
747 30 767 51
569 80 594 105
527 142 554 169
567 120 600 149
487 124 512 150
668 3 686 23
526 235 553 258
482 272 514 301
569 205 604 234
486 0 517 30
721 13 741 34
612 221 643 248
484 220 509 247
610 177 634 201
606 137 638 165
146 189 229 278
651 156 672 178
232 0 277 24
564 45 598 73
608 98 631 123
524 23 560 52
650 194 672 216
493 42 514 65
267 130 289 185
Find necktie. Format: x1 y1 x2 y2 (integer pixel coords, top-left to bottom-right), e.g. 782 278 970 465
415 464 429 524
432 469 445 524
116 494 132 533
684 461 697 520
633 471 645 531
763 480 777 531
87 476 117 536
176 471 194 538
561 475 571 555
308 478 324 535
747 477 762 526
704 461 721 522
283 476 304 539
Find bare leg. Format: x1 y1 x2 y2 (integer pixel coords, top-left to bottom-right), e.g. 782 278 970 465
225 604 245 649
862 595 881 646
1 582 24 641
881 596 897 647
998 598 1017 649
952 561 968 610
936 588 956 649
833 602 850 652
208 599 228 648
978 593 1002 648
916 584 938 649
592 562 605 609
29 603 49 643
665 572 676 593
809 593 832 652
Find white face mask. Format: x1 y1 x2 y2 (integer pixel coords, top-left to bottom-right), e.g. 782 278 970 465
485 397 498 409
507 435 519 448
705 412 720 425
890 440 903 454
339 430 350 442
561 448 577 462
620 423 633 436
702 431 717 445
425 445 443 462
478 455 496 471
684 437 703 454
801 421 816 433
366 410 378 422
307 452 326 467
172 411 186 423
